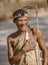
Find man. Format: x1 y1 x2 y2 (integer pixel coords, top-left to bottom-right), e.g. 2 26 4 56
7 9 47 65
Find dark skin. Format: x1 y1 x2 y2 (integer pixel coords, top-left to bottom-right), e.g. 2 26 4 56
7 16 48 65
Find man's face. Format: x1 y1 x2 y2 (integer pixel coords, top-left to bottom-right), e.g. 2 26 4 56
15 16 28 32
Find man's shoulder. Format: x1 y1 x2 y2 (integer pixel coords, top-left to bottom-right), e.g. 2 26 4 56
29 27 41 35
33 28 42 34
7 31 18 39
33 28 43 38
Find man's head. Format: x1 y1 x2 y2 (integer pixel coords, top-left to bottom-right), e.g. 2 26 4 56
13 9 29 32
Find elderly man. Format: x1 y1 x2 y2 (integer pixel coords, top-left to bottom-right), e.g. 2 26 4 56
7 9 47 65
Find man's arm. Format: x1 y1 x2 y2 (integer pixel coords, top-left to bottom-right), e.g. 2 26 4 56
35 28 48 65
7 36 24 64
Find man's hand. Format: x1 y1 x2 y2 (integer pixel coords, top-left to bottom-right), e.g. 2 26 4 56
22 40 36 52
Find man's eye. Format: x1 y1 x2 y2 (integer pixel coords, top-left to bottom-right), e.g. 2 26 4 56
18 20 22 21
18 19 27 22
24 19 27 21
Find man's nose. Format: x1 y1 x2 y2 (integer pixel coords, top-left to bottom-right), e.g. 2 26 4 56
21 21 26 25
22 20 25 23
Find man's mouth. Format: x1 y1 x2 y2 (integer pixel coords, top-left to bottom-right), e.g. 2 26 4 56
20 25 27 29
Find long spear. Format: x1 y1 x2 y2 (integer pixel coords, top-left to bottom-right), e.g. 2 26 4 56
36 4 39 28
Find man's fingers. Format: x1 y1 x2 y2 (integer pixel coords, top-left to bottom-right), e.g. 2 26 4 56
30 43 36 49
31 43 35 46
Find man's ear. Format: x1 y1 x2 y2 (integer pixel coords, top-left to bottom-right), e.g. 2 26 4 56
13 18 15 23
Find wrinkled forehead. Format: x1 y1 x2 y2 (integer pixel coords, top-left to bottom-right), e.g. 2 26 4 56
17 16 28 20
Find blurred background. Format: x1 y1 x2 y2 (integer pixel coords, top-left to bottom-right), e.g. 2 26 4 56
0 0 48 65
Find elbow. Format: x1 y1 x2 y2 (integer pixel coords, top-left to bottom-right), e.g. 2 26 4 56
8 57 14 64
9 58 12 64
